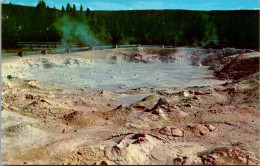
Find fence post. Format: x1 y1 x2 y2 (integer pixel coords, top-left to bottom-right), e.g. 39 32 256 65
92 46 95 51
116 45 118 49
18 51 23 57
161 45 164 49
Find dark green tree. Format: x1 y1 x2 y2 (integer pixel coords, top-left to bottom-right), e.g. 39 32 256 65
36 0 46 9
80 5 83 12
86 7 90 16
66 3 71 13
72 4 76 15
1 4 259 49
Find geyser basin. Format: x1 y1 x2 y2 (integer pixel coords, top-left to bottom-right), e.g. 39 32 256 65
3 48 224 91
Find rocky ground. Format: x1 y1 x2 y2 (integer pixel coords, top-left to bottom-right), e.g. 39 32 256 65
1 47 259 165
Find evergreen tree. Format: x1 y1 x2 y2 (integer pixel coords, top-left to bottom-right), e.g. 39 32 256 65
86 7 90 16
36 0 46 9
72 4 76 15
73 4 76 11
61 5 65 12
80 5 83 12
111 22 123 44
66 3 71 13
1 4 259 49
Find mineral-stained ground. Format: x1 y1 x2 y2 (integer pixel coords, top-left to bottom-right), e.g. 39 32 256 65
1 47 259 165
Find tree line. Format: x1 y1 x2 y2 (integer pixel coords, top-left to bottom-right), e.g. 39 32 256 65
2 0 259 49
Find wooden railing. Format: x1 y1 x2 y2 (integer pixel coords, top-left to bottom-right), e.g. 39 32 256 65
2 43 171 56
18 42 79 49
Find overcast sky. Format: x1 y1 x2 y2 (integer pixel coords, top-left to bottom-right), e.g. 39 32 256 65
2 0 259 11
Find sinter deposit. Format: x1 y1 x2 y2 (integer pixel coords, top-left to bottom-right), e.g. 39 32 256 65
1 47 259 165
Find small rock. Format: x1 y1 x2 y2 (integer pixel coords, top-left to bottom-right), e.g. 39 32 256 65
130 94 160 111
173 157 183 165
183 91 190 97
205 124 217 132
94 160 115 165
171 128 183 137
194 91 206 95
7 75 12 79
213 158 226 165
63 111 84 123
62 128 66 133
132 133 146 139
187 124 209 136
192 158 203 165
25 94 35 99
127 123 142 128
159 127 172 136
151 108 168 120
154 97 173 108
183 104 192 108
193 96 200 100
77 151 82 155
174 109 189 117
199 130 206 135
222 82 229 86
114 105 125 110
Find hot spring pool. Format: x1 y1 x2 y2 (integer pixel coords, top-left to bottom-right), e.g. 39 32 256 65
4 48 226 92
26 60 219 91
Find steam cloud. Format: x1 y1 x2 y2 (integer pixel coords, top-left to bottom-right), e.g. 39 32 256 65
54 16 101 47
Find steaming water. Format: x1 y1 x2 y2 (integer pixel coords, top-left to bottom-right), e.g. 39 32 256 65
27 59 223 92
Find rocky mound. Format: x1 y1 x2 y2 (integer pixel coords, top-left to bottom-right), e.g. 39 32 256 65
62 110 95 126
3 122 45 137
20 99 67 118
103 132 203 165
130 94 160 111
198 146 259 165
109 47 208 65
215 52 260 80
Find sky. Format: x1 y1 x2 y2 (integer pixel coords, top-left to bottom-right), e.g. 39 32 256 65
1 0 259 11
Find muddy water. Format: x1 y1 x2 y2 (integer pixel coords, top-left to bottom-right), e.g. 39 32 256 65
27 59 223 92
